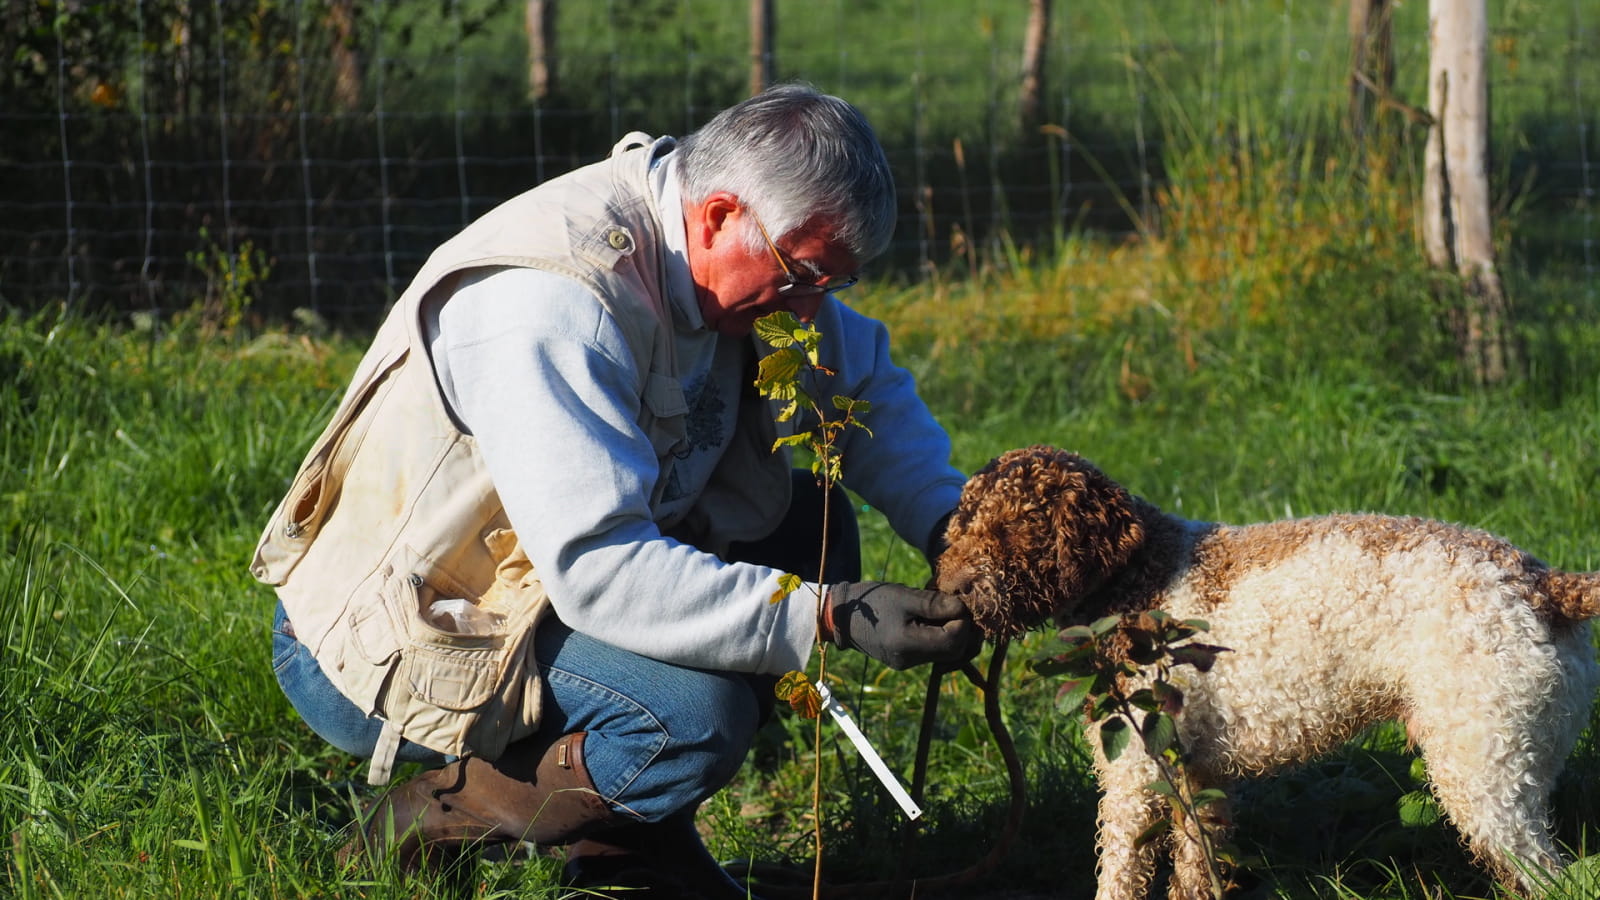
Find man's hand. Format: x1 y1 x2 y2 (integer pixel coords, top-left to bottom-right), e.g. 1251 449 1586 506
820 582 980 670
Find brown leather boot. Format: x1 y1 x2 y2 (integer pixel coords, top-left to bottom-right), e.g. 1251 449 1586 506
562 807 764 899
338 731 622 870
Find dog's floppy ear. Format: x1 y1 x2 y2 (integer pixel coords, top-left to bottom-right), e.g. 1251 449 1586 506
938 445 1144 639
1040 449 1144 614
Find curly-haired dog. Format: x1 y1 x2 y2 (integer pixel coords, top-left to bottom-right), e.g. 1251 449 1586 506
937 445 1600 900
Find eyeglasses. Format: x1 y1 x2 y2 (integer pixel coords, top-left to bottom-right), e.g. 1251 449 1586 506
749 209 858 297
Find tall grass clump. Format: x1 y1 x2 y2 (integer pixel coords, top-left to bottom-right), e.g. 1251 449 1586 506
0 304 421 899
857 0 1600 431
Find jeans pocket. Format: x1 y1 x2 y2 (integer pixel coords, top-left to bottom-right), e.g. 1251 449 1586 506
271 602 299 676
271 624 300 676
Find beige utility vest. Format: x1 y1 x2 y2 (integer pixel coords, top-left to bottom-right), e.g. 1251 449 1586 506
251 134 794 783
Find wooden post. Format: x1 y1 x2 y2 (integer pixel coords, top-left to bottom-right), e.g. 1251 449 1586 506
526 0 557 102
1019 0 1052 136
749 0 774 96
1423 0 1513 383
1347 0 1394 138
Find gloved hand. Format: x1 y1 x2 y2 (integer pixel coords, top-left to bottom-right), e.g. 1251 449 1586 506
820 581 980 670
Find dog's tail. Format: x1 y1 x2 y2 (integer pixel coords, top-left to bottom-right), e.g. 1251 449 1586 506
1538 569 1600 622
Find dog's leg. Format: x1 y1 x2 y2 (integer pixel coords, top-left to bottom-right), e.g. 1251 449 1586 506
1093 750 1166 900
1166 773 1232 900
1406 627 1598 896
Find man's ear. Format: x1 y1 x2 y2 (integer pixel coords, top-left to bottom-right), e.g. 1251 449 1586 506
690 192 741 249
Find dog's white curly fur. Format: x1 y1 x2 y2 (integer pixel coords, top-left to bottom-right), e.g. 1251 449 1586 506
938 446 1600 900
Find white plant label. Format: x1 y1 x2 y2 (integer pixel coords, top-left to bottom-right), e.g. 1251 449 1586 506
815 681 923 820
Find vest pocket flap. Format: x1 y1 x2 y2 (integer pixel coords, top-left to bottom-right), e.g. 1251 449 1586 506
403 648 497 711
250 456 330 585
250 346 408 586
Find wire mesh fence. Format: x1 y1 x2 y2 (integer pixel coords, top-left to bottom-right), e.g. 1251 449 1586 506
2 0 1594 322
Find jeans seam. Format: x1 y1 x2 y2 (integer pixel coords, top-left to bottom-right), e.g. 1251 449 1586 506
540 663 668 809
271 630 299 676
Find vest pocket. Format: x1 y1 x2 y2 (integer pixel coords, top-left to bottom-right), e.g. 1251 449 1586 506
401 644 498 712
387 546 506 713
641 371 688 459
251 348 407 586
344 594 403 715
343 543 546 756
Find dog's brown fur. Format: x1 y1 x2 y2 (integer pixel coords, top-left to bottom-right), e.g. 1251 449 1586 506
938 445 1600 899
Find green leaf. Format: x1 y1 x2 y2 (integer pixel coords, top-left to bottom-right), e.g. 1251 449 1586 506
1031 658 1068 677
1140 711 1178 755
1054 645 1097 668
1126 688 1159 712
1132 817 1171 849
1053 676 1095 714
1143 779 1177 797
1191 788 1229 810
1213 842 1247 868
831 394 871 415
1100 717 1131 761
754 347 805 400
1408 756 1428 785
796 326 821 357
1397 790 1441 827
754 311 802 347
1057 624 1096 643
1089 614 1123 636
1090 694 1121 721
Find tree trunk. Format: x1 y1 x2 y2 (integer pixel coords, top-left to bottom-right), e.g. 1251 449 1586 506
1019 0 1051 136
326 0 362 112
1423 0 1512 383
527 0 557 102
1347 0 1394 138
749 0 774 96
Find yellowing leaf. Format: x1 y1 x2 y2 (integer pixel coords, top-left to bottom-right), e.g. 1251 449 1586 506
774 671 822 719
768 572 803 605
754 347 804 401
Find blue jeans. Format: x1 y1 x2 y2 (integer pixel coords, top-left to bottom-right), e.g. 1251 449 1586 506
273 471 860 824
274 603 763 821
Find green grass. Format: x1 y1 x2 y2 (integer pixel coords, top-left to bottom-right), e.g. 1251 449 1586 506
6 1 1596 896
6 44 1600 884
3 250 1599 899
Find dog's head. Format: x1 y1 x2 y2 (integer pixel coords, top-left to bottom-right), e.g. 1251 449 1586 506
936 445 1146 639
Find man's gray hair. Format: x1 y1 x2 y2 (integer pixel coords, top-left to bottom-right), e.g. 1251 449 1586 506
676 83 897 264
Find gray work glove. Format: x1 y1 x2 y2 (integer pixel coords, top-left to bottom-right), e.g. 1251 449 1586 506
821 581 979 670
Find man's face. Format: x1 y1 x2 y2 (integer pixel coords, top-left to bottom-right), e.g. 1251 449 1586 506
685 193 859 338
